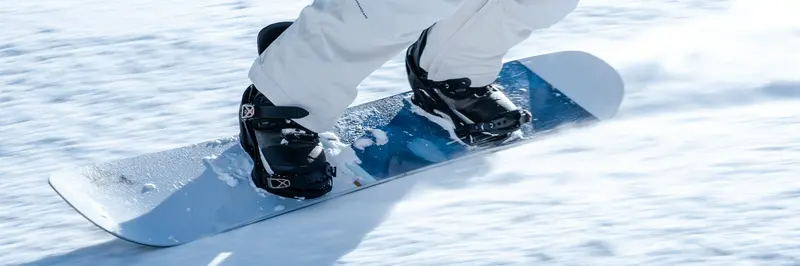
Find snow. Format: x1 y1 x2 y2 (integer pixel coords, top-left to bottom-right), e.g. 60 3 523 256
141 183 157 193
408 98 468 146
370 129 389 146
353 138 374 150
319 132 374 185
1 0 799 265
352 129 388 150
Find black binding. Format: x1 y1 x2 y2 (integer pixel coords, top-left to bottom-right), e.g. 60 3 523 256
405 27 531 145
238 21 336 199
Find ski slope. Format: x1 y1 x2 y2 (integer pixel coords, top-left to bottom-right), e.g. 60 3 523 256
1 0 799 265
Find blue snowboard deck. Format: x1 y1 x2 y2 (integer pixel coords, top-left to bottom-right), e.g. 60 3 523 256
49 51 624 247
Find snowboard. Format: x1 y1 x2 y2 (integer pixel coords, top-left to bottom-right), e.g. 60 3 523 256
48 50 625 247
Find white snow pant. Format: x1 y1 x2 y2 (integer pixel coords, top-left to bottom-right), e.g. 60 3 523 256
248 0 579 133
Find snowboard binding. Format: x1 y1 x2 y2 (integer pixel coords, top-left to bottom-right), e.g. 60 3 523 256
405 27 532 146
238 22 335 200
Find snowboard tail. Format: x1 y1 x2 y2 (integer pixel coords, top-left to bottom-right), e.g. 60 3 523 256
49 50 624 247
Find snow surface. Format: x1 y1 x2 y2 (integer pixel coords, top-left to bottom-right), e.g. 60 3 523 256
2 0 799 265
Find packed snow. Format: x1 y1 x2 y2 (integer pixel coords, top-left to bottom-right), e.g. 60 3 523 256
1 0 799 265
353 138 374 151
353 129 389 150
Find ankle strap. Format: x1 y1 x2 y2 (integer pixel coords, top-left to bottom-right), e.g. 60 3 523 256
240 104 309 120
241 104 312 132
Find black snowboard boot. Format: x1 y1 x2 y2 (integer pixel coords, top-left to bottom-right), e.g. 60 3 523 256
238 22 335 199
405 27 532 146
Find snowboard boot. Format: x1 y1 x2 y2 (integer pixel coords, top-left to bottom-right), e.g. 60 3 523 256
238 22 335 200
405 27 532 146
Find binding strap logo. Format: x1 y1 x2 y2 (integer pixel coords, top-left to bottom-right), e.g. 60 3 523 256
267 177 291 189
241 104 255 119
